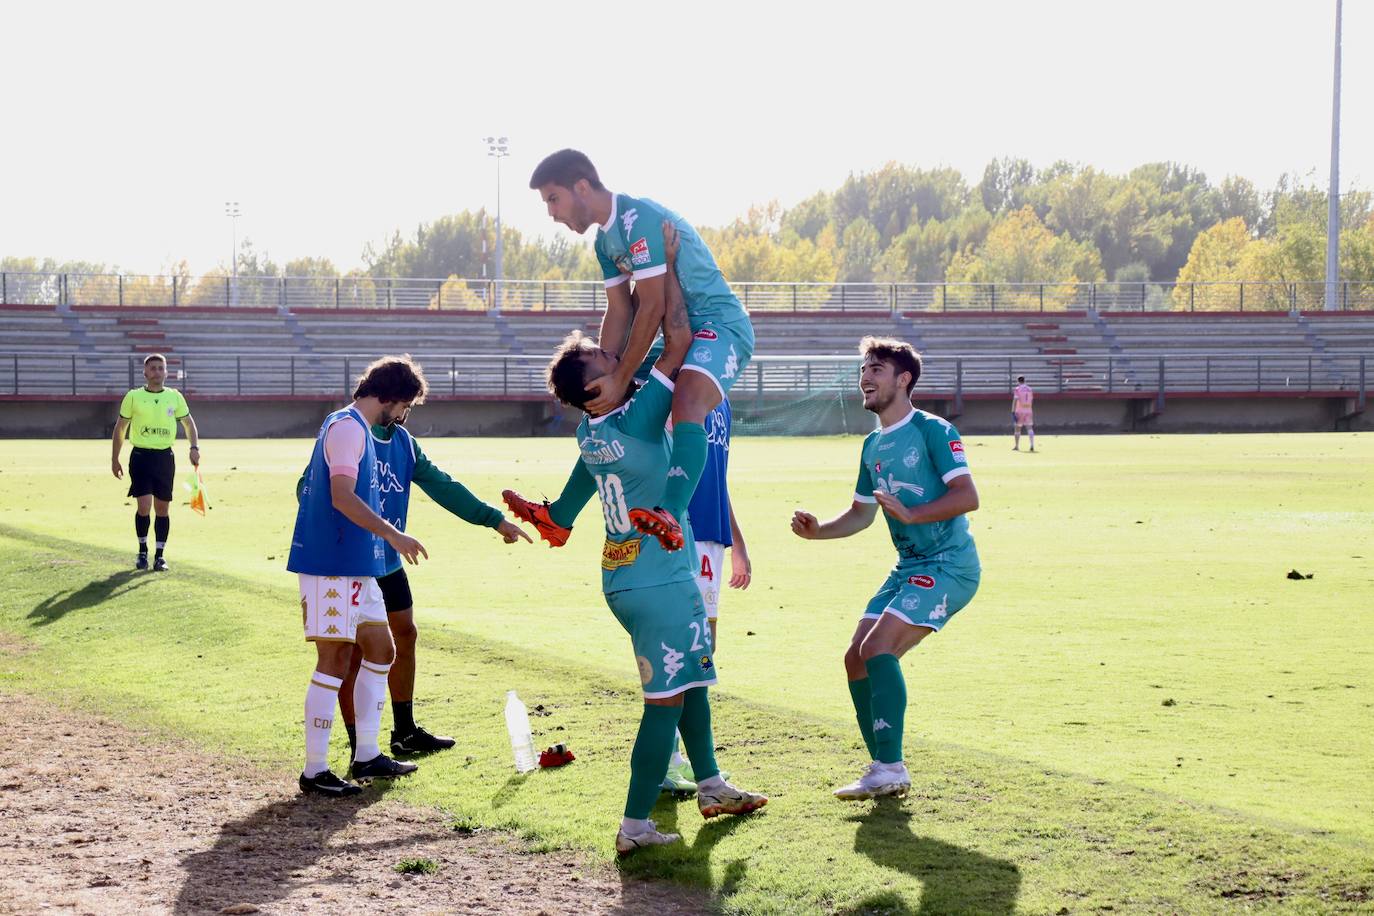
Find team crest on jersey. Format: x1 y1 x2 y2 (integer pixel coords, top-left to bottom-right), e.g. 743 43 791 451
949 440 966 462
165 406 176 417
621 207 639 236
692 346 713 364
900 594 921 612
903 447 919 469
630 237 651 266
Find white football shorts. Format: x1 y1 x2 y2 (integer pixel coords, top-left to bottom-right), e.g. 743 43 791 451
693 540 726 620
299 574 386 643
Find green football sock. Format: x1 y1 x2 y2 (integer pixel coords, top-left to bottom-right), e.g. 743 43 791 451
663 421 707 518
549 459 597 529
847 678 878 759
864 654 907 765
625 704 683 819
677 687 720 782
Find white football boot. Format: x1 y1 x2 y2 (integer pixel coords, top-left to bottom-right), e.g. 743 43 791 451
615 820 681 856
697 778 769 818
833 761 911 800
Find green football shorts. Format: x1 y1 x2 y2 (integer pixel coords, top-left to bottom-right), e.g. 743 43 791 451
604 579 718 698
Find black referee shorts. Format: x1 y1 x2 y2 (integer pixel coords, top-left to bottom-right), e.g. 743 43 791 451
127 447 175 501
376 567 414 614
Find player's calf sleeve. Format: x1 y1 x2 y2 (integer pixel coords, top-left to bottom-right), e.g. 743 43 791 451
304 671 343 777
153 516 169 552
677 687 721 783
135 513 150 546
847 678 879 760
352 658 391 762
663 421 707 517
864 654 907 765
626 704 683 820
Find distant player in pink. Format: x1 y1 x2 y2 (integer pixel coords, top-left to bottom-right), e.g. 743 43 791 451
1012 376 1035 452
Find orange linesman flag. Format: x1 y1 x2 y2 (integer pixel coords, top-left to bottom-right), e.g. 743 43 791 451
185 468 210 516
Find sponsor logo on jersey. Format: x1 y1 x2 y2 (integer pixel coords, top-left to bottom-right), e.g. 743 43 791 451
579 435 626 465
630 237 651 266
165 406 176 417
661 643 685 685
704 407 729 450
877 474 925 497
878 441 896 451
601 537 643 570
873 718 891 731
949 440 966 462
376 460 405 494
324 624 341 635
324 588 341 599
928 594 949 621
325 606 342 617
907 575 935 589
621 207 639 236
903 447 920 468
694 329 718 340
667 466 687 478
723 345 739 380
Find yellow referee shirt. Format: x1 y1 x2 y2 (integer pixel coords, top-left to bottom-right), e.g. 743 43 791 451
119 387 190 449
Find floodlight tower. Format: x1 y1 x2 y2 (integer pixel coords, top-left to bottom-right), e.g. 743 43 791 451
225 201 241 307
1324 0 1343 311
484 136 510 307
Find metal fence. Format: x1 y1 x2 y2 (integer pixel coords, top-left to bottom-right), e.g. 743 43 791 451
3 352 1365 406
3 272 1373 313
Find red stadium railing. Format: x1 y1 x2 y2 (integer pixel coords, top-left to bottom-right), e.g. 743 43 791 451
3 272 1374 313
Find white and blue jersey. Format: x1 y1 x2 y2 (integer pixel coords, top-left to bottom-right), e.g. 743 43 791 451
373 424 417 575
687 399 732 547
287 407 387 577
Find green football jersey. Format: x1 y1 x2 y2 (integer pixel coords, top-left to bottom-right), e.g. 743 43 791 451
119 387 189 449
576 368 696 593
854 409 980 571
594 193 750 332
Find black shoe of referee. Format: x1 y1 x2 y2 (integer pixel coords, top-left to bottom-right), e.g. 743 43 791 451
351 753 419 782
391 725 456 755
152 557 168 572
299 769 362 797
135 553 149 571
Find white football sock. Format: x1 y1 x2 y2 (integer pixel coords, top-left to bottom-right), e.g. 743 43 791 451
670 729 686 767
697 773 726 792
353 658 391 762
621 817 654 834
304 671 343 777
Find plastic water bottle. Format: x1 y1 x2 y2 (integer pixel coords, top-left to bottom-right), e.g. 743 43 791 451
505 690 537 773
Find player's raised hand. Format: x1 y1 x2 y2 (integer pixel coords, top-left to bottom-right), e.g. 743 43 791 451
663 219 680 265
791 510 820 539
582 374 618 415
729 543 752 589
497 518 533 545
111 458 123 480
387 530 429 565
873 490 914 525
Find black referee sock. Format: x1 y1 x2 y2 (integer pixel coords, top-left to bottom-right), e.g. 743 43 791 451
154 516 169 557
393 701 415 736
135 513 150 553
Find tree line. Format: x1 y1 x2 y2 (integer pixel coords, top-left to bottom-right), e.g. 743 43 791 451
5 160 1371 296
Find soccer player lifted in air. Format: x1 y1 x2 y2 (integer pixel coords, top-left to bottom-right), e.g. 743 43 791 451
288 356 430 797
297 410 531 760
792 338 982 800
518 149 755 552
510 225 767 855
110 353 200 572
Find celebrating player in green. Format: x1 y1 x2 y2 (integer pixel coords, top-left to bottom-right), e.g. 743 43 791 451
111 353 199 572
509 228 766 855
527 149 755 553
792 338 982 800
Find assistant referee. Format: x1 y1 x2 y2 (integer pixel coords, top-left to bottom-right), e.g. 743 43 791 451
111 353 200 572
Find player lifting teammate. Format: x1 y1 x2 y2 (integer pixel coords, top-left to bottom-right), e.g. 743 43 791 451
792 338 982 800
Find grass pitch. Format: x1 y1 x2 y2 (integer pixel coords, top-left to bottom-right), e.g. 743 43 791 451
0 432 1371 913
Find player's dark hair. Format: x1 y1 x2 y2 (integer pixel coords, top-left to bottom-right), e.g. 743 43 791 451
353 354 428 405
529 149 604 192
1017 375 1026 383
859 336 922 394
143 353 166 366
546 330 599 410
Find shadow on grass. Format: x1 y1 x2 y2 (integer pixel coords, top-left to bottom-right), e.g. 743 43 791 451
174 788 434 914
28 570 151 626
843 803 1021 915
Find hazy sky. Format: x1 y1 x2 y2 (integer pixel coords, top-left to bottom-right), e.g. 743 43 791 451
3 0 1366 275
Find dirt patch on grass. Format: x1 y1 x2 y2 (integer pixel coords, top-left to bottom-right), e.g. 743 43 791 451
0 694 711 915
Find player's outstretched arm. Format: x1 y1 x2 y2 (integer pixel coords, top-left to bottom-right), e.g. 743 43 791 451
873 475 979 526
329 474 428 564
791 501 879 540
